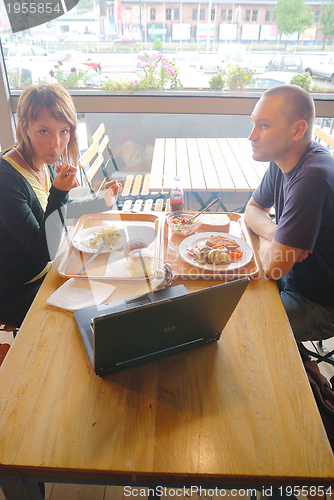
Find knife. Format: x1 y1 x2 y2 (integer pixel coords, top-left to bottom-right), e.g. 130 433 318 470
76 241 109 276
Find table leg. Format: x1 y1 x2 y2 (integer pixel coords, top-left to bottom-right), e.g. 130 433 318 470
0 476 44 500
191 192 227 211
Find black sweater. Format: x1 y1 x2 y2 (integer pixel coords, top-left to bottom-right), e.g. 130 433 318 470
0 155 109 291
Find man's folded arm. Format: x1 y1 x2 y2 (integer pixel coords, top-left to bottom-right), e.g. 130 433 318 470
244 196 306 280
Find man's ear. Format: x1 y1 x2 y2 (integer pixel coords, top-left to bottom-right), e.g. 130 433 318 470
292 119 308 141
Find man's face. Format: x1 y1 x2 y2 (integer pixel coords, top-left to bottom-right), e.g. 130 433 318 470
249 93 295 165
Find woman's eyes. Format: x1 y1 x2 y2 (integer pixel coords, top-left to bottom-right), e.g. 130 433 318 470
38 129 70 135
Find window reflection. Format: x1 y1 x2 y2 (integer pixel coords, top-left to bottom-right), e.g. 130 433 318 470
0 0 334 94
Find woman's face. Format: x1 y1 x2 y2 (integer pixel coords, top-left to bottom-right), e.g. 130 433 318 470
26 108 71 168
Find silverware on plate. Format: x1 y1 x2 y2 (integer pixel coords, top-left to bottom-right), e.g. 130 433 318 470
186 197 221 224
76 241 109 276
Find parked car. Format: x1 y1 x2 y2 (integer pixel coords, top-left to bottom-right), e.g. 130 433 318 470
265 54 303 73
4 44 48 63
217 43 252 73
305 55 334 82
247 71 301 89
49 50 102 73
6 61 55 87
174 52 200 70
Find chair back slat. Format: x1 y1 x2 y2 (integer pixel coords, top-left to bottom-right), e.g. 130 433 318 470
143 199 154 212
79 141 99 169
133 199 144 212
142 175 151 196
121 175 134 197
92 123 105 143
85 154 104 184
315 126 334 151
131 175 143 196
99 135 109 155
77 124 116 197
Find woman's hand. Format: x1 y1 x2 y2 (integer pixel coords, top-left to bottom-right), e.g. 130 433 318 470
104 180 123 207
53 164 79 192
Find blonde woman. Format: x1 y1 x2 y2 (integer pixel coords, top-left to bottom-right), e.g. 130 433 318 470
0 83 122 328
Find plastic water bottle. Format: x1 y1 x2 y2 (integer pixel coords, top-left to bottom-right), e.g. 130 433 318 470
170 175 184 212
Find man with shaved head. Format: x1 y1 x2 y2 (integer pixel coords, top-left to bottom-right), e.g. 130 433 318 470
245 85 334 353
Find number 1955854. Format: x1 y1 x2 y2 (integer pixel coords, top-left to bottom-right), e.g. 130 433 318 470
5 2 61 14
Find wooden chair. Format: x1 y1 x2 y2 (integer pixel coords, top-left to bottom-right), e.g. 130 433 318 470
299 340 334 367
118 173 169 211
121 197 170 213
314 125 334 154
305 126 334 364
77 123 118 197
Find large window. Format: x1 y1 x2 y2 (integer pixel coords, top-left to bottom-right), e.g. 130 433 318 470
0 0 334 109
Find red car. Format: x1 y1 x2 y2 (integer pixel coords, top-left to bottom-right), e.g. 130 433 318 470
48 50 102 73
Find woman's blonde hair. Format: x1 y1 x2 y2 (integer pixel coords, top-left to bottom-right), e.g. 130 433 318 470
16 83 79 170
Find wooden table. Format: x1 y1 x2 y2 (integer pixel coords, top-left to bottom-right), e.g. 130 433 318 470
149 138 269 210
0 223 333 499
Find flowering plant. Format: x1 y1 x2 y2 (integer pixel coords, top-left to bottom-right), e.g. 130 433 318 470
135 51 182 90
224 64 254 90
102 52 183 93
49 62 93 89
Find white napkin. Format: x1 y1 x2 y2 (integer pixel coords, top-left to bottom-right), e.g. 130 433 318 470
47 278 116 312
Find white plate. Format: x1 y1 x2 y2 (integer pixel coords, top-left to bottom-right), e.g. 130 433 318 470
179 232 253 272
72 225 125 254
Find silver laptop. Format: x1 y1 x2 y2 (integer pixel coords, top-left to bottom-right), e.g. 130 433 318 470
74 278 249 376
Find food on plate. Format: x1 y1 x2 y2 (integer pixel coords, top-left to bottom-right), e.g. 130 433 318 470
123 238 147 257
186 235 244 265
82 225 122 249
168 213 200 235
205 235 240 250
200 213 230 232
125 248 154 277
